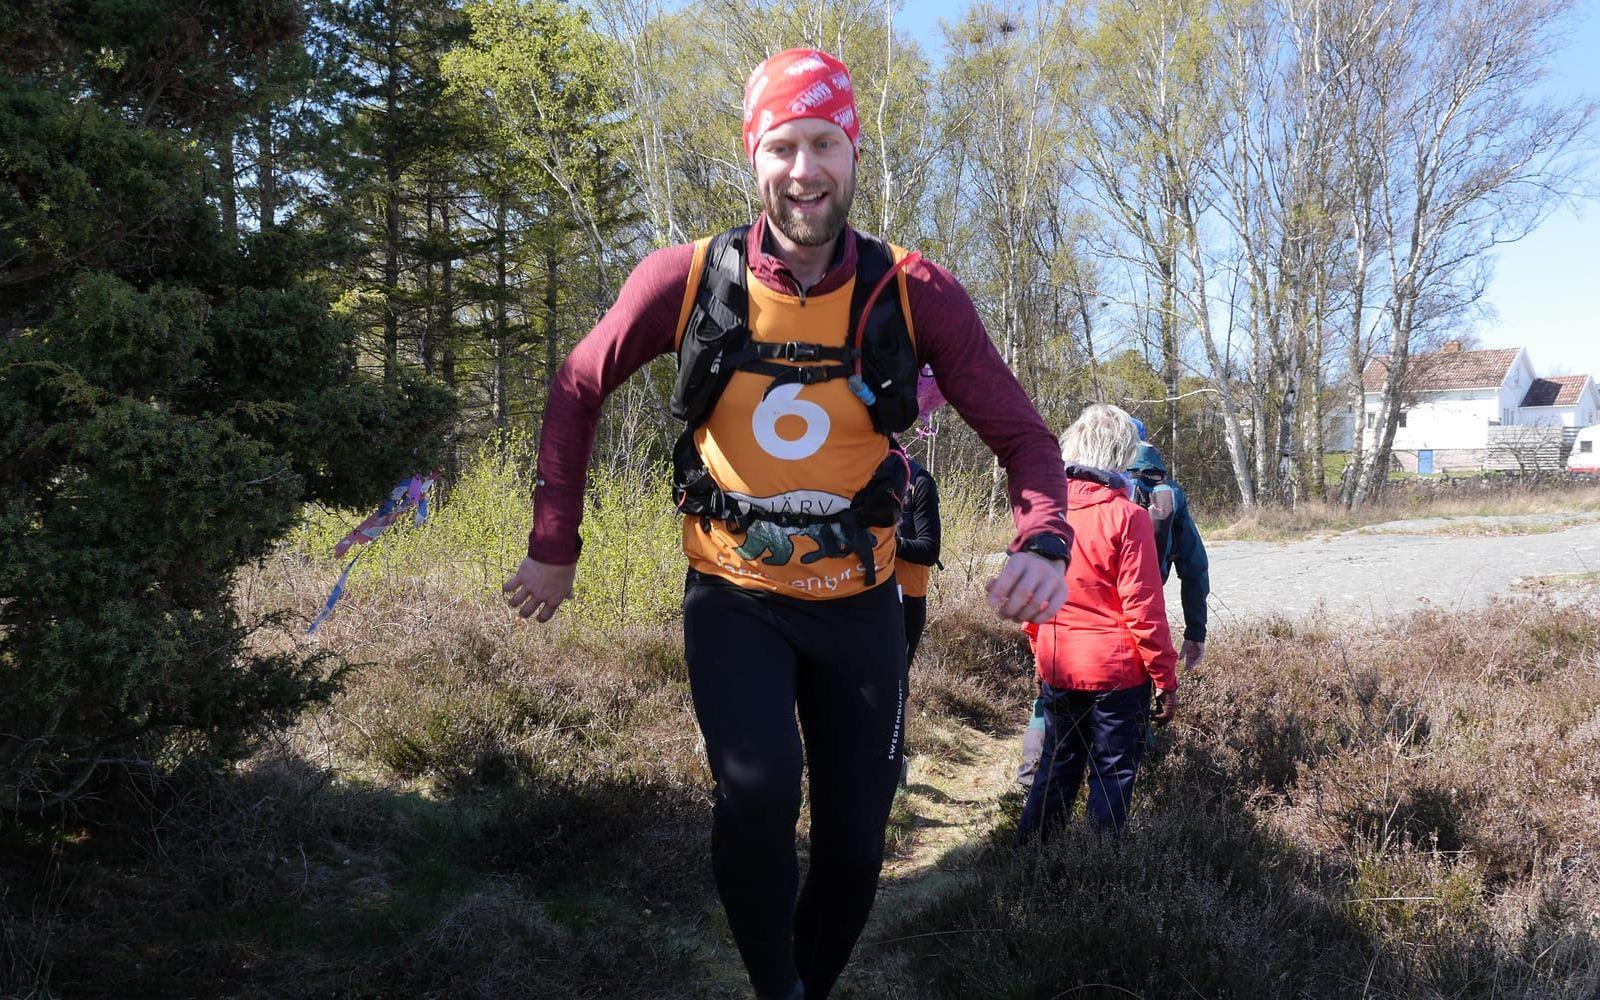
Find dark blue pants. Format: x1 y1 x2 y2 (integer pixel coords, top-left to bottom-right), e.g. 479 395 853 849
1016 681 1150 842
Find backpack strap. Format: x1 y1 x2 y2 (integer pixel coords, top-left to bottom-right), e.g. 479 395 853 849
848 233 919 432
697 227 749 343
669 226 917 584
1147 482 1177 568
669 225 750 426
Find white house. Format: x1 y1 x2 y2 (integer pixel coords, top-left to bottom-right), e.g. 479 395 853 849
1517 373 1600 429
1359 343 1534 472
1346 343 1600 472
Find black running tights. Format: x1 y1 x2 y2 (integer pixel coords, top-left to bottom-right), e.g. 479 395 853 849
682 571 906 1000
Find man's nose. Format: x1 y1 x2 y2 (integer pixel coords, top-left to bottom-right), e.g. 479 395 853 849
790 147 822 181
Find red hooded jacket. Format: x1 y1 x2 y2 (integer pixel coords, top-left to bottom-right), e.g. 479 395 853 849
1023 467 1179 693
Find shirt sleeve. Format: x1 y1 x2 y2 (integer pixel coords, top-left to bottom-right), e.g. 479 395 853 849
527 243 695 564
904 258 1070 553
1117 505 1179 691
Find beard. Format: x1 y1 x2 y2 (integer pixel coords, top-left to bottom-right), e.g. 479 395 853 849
765 167 856 248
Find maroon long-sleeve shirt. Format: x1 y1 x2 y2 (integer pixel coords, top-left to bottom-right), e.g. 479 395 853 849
526 216 1069 565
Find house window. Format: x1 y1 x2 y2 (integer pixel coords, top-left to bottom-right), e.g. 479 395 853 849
1397 412 1407 428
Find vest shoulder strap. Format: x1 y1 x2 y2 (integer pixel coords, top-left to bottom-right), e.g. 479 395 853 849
694 225 749 340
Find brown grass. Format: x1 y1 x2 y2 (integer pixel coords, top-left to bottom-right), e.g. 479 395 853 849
1204 483 1600 542
858 599 1600 999
6 492 1600 998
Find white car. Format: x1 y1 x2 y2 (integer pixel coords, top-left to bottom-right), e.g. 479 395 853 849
1568 425 1600 473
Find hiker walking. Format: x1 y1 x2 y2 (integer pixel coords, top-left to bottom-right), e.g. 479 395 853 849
1126 440 1209 670
502 48 1071 1000
1015 405 1178 842
895 457 940 668
1017 424 1208 789
894 456 939 786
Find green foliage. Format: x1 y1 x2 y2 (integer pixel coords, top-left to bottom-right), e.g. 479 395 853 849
0 7 454 813
441 0 619 178
292 432 681 633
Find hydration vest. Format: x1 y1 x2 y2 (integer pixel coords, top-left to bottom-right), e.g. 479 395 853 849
668 225 921 586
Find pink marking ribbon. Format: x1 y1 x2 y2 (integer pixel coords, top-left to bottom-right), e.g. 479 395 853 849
911 365 945 441
308 473 437 633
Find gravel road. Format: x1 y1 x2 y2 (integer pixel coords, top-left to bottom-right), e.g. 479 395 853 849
1181 512 1600 627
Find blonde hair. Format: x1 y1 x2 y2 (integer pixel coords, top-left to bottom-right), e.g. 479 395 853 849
1059 404 1139 472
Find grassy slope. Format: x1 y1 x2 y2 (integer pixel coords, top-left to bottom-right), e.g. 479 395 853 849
5 455 1599 998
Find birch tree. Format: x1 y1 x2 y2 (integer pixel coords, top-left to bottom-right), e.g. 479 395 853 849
1350 0 1592 506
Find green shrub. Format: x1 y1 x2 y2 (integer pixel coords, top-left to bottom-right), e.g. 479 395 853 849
0 58 453 815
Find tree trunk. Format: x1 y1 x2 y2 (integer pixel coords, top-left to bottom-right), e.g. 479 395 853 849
1179 192 1255 507
256 110 276 231
1158 182 1179 465
382 27 401 384
1339 251 1369 508
543 238 560 389
1305 273 1328 501
1353 291 1413 508
493 193 510 432
218 130 237 240
421 184 436 376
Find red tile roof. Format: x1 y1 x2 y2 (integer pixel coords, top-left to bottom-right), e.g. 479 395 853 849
1520 374 1591 407
1362 347 1520 393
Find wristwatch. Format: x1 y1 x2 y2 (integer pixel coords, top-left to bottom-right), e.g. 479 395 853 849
1019 533 1070 562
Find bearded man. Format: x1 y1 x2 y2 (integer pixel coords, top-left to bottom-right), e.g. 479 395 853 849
503 48 1072 999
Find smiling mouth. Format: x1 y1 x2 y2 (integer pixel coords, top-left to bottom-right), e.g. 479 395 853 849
786 191 829 207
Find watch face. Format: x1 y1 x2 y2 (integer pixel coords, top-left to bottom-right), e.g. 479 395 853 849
1026 535 1068 560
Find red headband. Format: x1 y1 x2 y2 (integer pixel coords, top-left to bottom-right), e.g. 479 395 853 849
743 48 860 161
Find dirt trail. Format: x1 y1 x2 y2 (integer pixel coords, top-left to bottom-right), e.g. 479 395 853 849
838 724 1023 996
1188 512 1600 625
882 729 1019 884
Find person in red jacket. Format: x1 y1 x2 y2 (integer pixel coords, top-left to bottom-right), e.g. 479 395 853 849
1016 404 1179 842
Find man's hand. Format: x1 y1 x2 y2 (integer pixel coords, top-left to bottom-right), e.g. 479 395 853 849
1181 640 1205 670
1151 687 1178 725
503 557 577 623
985 551 1067 624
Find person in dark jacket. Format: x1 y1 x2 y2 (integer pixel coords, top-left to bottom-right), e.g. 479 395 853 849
895 458 940 668
1127 443 1209 669
893 457 939 786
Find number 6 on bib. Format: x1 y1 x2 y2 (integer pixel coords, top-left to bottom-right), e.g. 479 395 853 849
753 382 831 461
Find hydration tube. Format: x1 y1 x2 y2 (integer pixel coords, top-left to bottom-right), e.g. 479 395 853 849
847 250 923 406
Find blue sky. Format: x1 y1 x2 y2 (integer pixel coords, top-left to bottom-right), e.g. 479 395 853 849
893 1 1600 379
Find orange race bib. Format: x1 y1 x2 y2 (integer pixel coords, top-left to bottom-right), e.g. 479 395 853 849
675 241 916 598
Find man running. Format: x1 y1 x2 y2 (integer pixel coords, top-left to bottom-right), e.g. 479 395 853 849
502 48 1071 1000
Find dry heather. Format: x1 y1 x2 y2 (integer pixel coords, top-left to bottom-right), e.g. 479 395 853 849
0 465 1027 999
5 457 1598 997
863 600 1600 1000
1205 483 1600 541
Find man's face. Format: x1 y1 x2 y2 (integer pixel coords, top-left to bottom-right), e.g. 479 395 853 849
753 118 856 248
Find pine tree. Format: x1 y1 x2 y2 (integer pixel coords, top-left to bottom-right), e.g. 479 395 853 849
0 0 454 812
